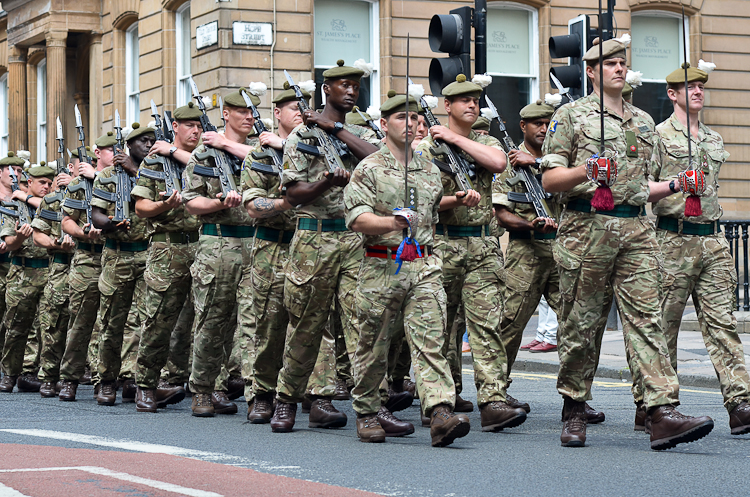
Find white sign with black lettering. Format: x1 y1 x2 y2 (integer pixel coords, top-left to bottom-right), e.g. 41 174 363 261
233 22 273 46
197 20 218 50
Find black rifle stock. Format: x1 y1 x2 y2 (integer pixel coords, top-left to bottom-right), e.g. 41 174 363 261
140 105 183 197
243 91 285 181
92 115 132 223
0 168 32 227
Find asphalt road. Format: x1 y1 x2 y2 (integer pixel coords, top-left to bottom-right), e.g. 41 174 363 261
1 368 748 497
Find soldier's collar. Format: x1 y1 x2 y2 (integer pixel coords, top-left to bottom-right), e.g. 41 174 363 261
670 113 706 141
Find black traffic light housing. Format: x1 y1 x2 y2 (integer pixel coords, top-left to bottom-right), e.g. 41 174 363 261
428 6 473 96
549 14 594 99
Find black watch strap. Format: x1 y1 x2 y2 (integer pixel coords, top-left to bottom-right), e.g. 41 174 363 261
669 180 678 193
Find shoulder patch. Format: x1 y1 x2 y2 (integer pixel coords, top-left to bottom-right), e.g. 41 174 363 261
416 150 423 156
549 120 557 133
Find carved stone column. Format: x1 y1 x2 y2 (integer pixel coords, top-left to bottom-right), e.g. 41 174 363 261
46 30 68 159
8 45 28 151
88 33 103 140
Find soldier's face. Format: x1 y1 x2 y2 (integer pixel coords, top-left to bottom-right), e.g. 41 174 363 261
69 158 80 178
0 167 12 190
324 79 360 112
173 120 201 150
415 115 428 141
128 134 155 160
28 177 53 197
275 101 302 131
669 82 705 113
521 118 550 149
224 107 255 135
445 96 479 126
382 111 418 147
587 58 626 94
96 146 114 168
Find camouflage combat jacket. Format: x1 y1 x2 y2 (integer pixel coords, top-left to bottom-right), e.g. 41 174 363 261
240 143 296 232
0 205 48 259
415 129 503 226
181 139 256 227
31 194 68 254
541 93 658 207
132 153 200 234
344 146 442 248
651 113 730 223
91 166 150 242
281 122 381 220
62 176 98 237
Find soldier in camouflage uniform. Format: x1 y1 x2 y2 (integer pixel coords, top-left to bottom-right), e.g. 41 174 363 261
415 75 528 432
629 64 750 435
0 153 22 352
540 36 714 449
32 159 76 397
90 126 155 406
269 60 381 433
0 164 55 393
183 88 258 417
241 83 303 422
132 103 203 412
57 149 106 401
344 91 470 446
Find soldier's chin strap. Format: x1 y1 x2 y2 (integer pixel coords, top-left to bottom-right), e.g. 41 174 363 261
393 208 421 274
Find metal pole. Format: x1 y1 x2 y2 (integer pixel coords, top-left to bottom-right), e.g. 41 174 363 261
474 0 487 75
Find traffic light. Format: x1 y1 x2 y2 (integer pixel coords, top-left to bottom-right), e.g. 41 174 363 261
548 14 593 99
428 6 473 96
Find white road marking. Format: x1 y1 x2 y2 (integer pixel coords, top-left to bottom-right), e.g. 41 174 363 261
0 466 221 497
0 482 30 497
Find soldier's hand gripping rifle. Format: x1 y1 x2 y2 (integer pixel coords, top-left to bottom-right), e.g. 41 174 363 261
354 106 384 140
39 117 73 243
241 89 284 182
409 79 475 193
139 100 183 197
63 104 95 233
284 70 349 173
0 166 32 227
92 109 132 223
188 77 239 200
484 96 553 220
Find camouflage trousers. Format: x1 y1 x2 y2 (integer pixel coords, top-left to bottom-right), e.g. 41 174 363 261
629 229 749 413
501 238 562 383
96 247 147 383
135 240 197 389
1 264 48 376
38 261 72 382
554 210 679 408
21 316 41 375
435 233 508 405
60 249 102 382
276 228 361 403
352 254 454 416
189 234 253 395
0 260 10 351
161 294 195 385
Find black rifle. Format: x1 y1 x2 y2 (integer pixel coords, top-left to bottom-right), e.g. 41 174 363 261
64 104 95 233
92 109 134 223
484 96 553 220
411 80 475 192
0 166 32 227
354 106 384 139
240 89 284 181
40 116 71 224
188 78 239 199
164 111 175 142
139 100 183 197
284 70 350 173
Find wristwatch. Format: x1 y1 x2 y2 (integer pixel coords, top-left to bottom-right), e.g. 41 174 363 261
534 158 542 167
669 179 678 193
169 146 177 156
330 122 344 136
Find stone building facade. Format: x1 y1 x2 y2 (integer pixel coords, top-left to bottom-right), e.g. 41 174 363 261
0 0 747 215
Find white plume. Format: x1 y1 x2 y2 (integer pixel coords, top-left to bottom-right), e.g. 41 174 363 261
261 118 274 129
480 108 493 120
47 160 57 169
353 59 374 77
16 150 30 161
471 73 493 89
122 126 133 137
147 120 156 129
626 70 643 88
201 96 212 109
248 81 268 96
698 59 716 73
424 95 439 109
544 93 563 107
365 105 381 121
615 33 631 47
408 83 425 100
299 80 316 94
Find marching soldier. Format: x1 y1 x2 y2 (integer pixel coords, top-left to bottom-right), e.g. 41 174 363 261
0 163 55 392
132 103 203 412
58 150 106 401
345 91 470 446
0 153 23 352
270 60 381 433
415 75 528 432
183 88 257 417
90 125 155 405
32 160 76 397
629 63 750 435
540 36 714 449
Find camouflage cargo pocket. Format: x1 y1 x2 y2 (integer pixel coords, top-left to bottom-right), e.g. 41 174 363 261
553 242 582 303
144 244 174 293
285 231 320 286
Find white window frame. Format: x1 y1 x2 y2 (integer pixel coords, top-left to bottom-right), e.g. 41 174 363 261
37 60 47 163
126 23 140 122
313 0 380 106
631 11 689 84
486 2 539 102
176 3 192 106
0 73 8 158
